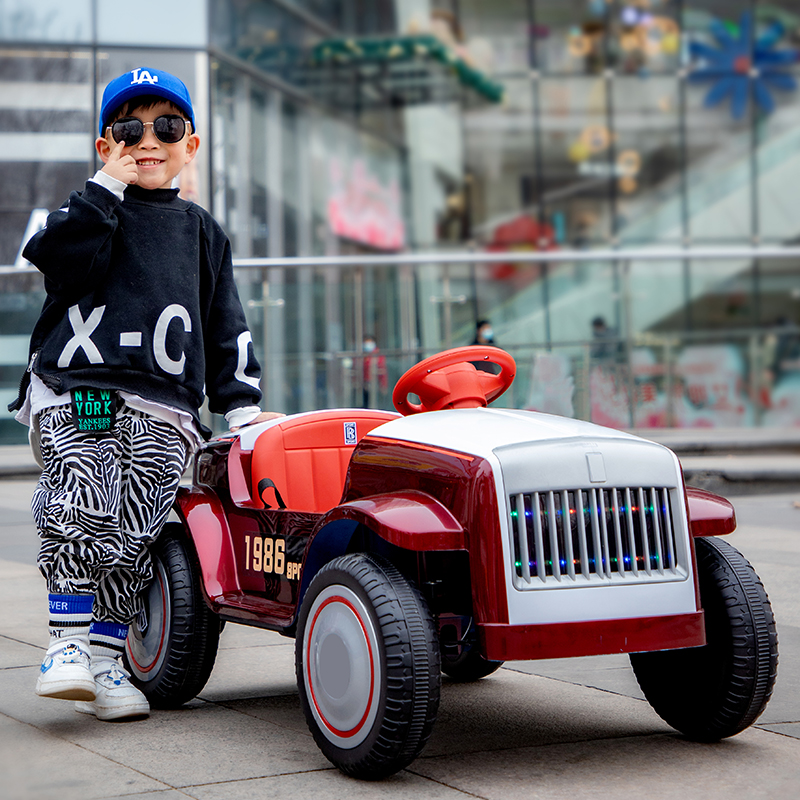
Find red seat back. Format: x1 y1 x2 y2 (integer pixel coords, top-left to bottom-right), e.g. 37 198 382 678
250 409 399 513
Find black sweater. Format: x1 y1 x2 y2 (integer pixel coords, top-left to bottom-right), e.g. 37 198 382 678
12 181 262 433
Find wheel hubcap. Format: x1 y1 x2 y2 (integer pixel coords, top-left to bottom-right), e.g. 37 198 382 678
125 557 170 680
304 585 381 749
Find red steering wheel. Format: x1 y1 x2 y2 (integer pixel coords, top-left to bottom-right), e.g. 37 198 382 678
393 346 516 416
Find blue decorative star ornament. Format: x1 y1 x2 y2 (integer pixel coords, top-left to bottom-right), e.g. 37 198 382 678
689 12 798 119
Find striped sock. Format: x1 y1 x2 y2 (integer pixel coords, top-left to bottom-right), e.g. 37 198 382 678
48 593 93 646
89 621 129 661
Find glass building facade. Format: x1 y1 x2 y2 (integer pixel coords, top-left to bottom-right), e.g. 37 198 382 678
2 0 800 442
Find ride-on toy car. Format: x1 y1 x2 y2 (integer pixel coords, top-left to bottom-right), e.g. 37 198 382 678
124 346 778 779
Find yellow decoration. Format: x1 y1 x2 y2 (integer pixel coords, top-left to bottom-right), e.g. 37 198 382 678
661 32 680 54
646 17 680 56
568 139 591 163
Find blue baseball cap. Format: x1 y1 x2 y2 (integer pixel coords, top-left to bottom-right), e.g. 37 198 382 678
99 67 195 136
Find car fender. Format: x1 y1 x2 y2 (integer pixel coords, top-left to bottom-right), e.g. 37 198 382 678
297 490 465 606
322 490 466 551
686 486 736 537
173 486 240 604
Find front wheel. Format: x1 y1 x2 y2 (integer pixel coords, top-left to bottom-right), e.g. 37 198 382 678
630 537 778 741
123 522 220 708
296 553 441 779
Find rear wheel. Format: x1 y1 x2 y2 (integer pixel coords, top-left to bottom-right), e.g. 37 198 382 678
124 522 220 708
440 619 504 682
631 537 778 741
296 553 441 779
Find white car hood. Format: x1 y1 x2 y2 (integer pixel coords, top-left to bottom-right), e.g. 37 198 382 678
370 407 654 461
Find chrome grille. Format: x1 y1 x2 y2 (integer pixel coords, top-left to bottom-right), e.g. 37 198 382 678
509 487 684 587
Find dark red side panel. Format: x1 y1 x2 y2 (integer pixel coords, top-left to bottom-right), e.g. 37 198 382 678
319 490 465 551
686 486 736 537
479 611 706 661
348 437 508 624
174 487 240 603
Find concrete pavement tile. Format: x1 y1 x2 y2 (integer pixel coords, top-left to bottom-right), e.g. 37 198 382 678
727 518 800 626
757 722 800 739
506 653 646 700
0 711 170 800
758 624 800 725
186 767 473 800
0 635 42 668
411 727 800 800
199 639 297 702
85 702 329 787
0 479 36 512
0 665 327 788
422 668 669 758
102 793 193 800
201 691 311 737
731 493 800 532
0 480 41 566
0 559 48 648
217 623 290 650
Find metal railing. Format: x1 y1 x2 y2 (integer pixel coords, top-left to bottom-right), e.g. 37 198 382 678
3 246 800 436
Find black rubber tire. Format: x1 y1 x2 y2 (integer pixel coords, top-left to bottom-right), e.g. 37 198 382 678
630 537 778 741
441 646 504 682
295 553 441 779
440 621 504 681
123 522 220 709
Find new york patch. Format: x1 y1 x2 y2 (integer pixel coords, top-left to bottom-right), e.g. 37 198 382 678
70 387 117 432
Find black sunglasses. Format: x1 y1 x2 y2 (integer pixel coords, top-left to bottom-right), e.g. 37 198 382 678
107 114 191 146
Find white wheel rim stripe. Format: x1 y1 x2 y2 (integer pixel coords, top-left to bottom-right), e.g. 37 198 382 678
126 559 170 678
304 585 381 749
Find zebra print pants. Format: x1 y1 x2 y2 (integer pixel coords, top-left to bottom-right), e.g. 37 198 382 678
32 403 189 624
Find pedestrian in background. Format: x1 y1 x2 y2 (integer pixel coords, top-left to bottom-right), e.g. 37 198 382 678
362 334 388 407
470 319 501 374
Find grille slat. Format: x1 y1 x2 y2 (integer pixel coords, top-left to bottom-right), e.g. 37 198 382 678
662 487 676 570
532 492 546 581
611 489 625 577
638 487 653 577
561 490 576 580
650 487 664 575
514 492 532 583
546 491 562 581
512 486 684 587
624 488 638 577
576 491 590 579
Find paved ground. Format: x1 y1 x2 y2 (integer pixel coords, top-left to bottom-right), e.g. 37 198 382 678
1 477 798 800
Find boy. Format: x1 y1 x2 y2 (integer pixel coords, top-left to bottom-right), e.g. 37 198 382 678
10 68 279 721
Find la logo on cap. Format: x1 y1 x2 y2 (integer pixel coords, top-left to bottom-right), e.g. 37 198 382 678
131 68 158 86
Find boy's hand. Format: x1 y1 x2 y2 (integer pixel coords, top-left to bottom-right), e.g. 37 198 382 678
230 411 285 432
101 140 138 185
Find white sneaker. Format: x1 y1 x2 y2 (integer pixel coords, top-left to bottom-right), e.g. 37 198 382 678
75 660 150 721
36 640 95 701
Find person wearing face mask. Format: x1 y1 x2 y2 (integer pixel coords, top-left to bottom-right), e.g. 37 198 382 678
470 319 501 374
362 335 388 407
